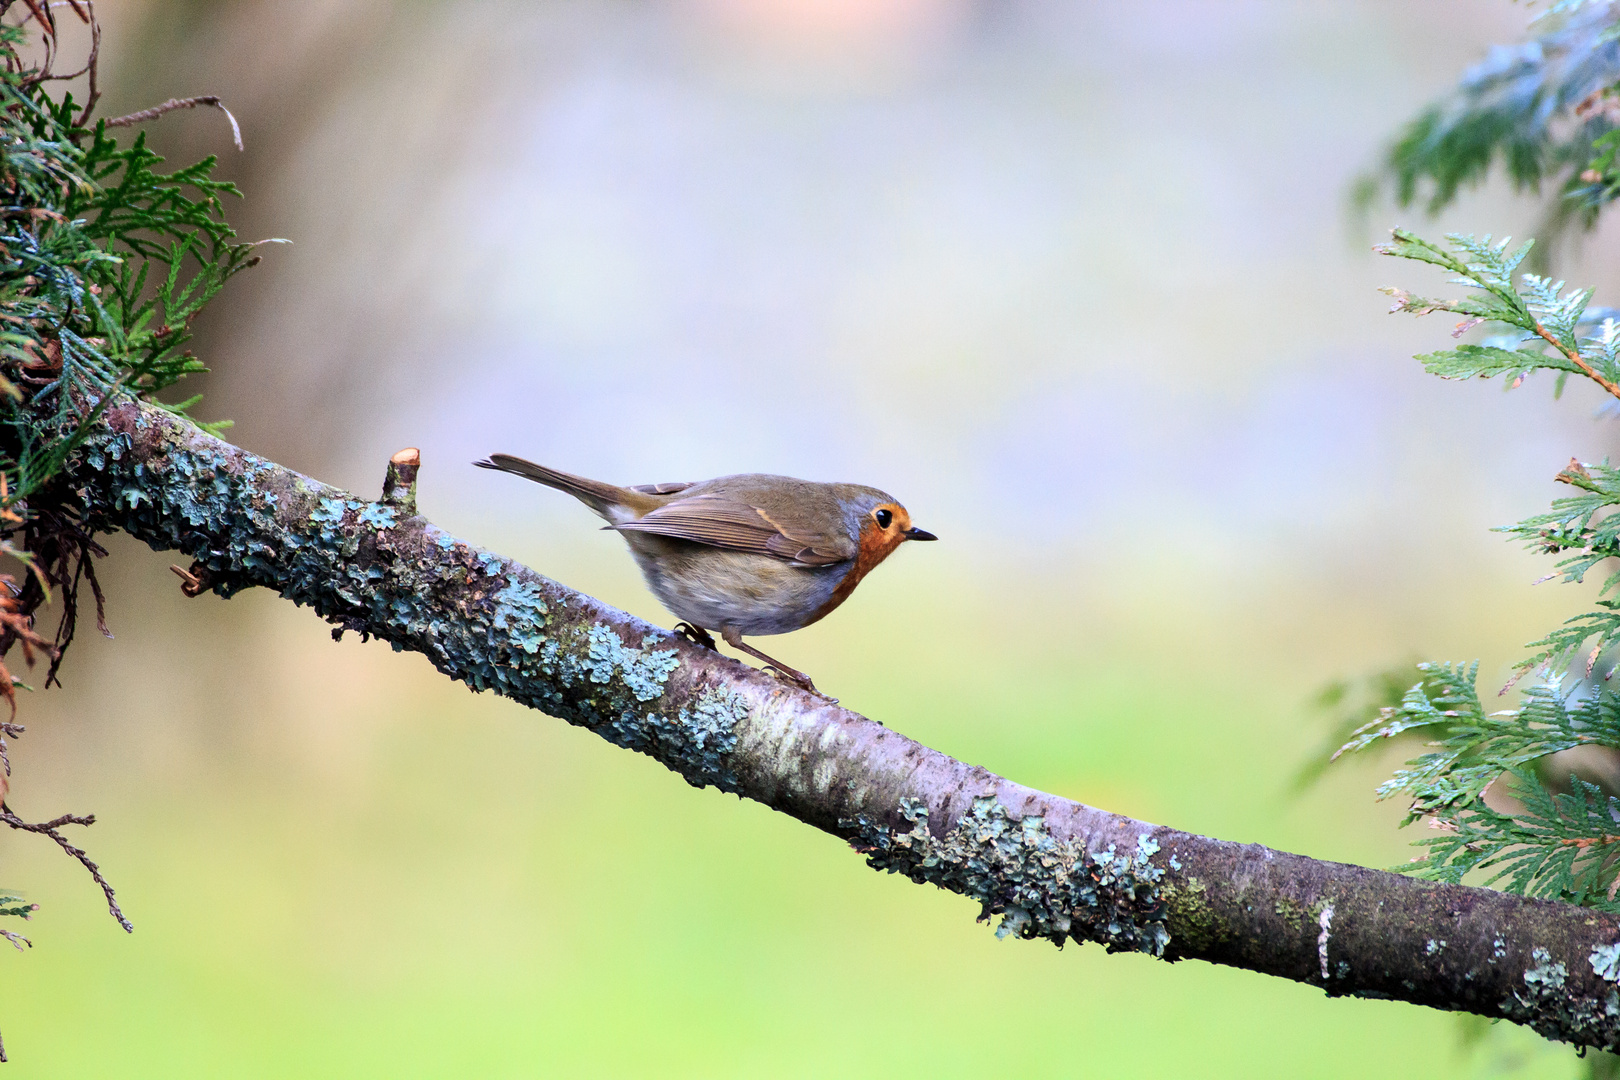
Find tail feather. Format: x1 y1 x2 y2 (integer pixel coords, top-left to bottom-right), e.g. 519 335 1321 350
474 454 640 517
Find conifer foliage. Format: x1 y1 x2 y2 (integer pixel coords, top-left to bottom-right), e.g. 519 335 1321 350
1351 230 1620 911
1368 0 1620 231
0 3 259 1060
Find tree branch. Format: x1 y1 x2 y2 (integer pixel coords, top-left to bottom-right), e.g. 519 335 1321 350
53 397 1620 1051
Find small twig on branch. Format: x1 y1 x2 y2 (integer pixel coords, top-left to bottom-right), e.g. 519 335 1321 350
64 0 97 127
14 0 56 86
104 95 242 152
0 804 130 932
380 447 419 515
3 499 115 690
40 9 93 83
168 562 209 598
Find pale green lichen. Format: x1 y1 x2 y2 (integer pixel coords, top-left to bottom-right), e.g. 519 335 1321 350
584 625 678 701
492 580 548 654
1273 896 1307 931
311 497 349 525
1497 945 1620 1049
678 684 748 751
846 795 1168 956
1163 875 1217 953
358 502 398 529
1525 948 1568 990
1592 942 1620 983
531 623 741 791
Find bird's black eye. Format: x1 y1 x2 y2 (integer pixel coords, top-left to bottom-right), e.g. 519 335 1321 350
874 508 893 529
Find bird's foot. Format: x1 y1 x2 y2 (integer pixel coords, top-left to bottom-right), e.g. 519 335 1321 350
720 628 837 703
674 622 717 650
764 664 838 704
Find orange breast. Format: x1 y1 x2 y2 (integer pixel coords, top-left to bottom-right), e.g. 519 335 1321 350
802 522 904 627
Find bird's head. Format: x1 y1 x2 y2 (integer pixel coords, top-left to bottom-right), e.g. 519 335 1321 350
842 488 936 570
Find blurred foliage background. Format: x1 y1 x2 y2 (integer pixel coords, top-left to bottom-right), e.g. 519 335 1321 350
3 0 1617 1075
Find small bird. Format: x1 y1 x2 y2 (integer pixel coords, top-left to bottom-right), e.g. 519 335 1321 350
473 455 936 696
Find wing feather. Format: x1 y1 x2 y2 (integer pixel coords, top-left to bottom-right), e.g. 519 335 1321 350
627 481 694 495
614 494 852 566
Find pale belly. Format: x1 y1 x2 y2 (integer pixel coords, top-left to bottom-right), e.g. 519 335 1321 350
620 534 848 637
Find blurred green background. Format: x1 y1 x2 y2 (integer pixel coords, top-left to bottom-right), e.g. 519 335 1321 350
3 0 1617 1075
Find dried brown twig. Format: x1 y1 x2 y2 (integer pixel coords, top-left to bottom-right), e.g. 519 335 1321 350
1 490 112 690
0 805 128 932
105 95 242 151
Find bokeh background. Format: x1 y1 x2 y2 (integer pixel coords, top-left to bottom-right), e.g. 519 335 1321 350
3 1 1616 1075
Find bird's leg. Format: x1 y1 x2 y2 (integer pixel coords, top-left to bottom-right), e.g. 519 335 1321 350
673 622 717 650
720 628 835 702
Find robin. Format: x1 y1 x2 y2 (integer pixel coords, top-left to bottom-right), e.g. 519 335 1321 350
473 454 936 696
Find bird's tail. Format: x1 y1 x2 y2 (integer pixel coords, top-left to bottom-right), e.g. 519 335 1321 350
473 454 643 518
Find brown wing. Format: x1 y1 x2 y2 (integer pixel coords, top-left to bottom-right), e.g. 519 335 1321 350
614 494 852 566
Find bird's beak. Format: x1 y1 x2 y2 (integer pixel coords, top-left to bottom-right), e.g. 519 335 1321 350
904 527 937 541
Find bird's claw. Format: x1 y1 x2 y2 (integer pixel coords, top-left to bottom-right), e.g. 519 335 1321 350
674 622 717 650
765 665 837 704
715 628 837 702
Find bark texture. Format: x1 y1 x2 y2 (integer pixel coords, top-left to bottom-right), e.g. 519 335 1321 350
61 398 1620 1049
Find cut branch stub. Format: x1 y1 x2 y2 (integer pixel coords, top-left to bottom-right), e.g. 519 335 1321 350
168 562 209 598
380 447 419 515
